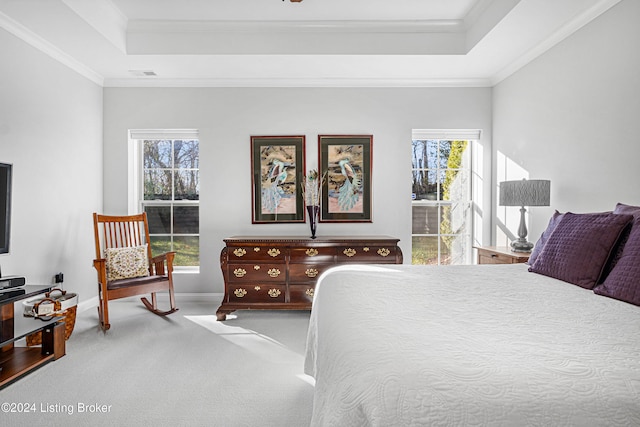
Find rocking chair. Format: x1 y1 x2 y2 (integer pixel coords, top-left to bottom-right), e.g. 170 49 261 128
93 212 178 331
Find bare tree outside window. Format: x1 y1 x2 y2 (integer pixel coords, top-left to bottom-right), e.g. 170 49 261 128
142 139 199 267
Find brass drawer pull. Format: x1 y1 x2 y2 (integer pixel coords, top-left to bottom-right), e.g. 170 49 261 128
305 268 319 278
234 288 247 298
305 288 314 297
377 248 391 257
268 289 281 298
343 248 356 257
233 248 246 257
267 268 281 278
268 248 281 257
254 286 261 291
305 248 319 257
233 268 247 278
254 265 260 270
363 247 370 252
254 247 260 252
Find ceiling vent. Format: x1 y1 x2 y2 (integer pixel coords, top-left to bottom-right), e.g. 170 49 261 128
129 70 157 77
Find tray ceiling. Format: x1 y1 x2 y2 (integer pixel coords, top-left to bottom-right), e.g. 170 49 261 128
0 0 622 87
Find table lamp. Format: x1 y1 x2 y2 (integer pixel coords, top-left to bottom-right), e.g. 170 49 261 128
499 179 551 252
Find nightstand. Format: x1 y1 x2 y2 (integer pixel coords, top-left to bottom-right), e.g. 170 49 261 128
475 246 530 265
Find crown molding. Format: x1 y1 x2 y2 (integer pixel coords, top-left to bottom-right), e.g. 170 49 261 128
61 0 128 53
103 77 492 88
463 0 504 29
491 0 622 85
0 11 103 86
127 19 465 34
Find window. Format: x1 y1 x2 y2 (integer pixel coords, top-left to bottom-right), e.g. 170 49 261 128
411 130 477 265
129 130 199 268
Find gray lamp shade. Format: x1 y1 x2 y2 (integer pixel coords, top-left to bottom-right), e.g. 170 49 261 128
499 179 550 207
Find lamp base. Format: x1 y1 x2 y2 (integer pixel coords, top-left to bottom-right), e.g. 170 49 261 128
510 239 534 253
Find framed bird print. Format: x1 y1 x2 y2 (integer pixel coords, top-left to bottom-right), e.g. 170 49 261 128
251 135 306 223
319 135 372 222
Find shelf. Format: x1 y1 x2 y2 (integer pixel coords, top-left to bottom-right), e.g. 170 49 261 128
0 284 65 389
0 284 54 304
1 312 61 348
0 347 55 385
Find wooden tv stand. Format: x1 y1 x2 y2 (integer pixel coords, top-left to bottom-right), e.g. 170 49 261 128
0 284 66 389
217 235 403 320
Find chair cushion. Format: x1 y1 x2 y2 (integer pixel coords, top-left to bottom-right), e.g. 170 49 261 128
107 275 168 290
105 245 150 282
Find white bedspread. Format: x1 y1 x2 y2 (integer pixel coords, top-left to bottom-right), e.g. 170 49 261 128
304 264 640 426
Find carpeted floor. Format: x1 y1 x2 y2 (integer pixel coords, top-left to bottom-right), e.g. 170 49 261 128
0 300 315 427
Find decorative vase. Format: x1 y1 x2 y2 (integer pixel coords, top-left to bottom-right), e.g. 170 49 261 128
307 205 319 239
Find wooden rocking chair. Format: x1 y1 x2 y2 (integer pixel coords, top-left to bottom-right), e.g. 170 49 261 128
92 212 178 331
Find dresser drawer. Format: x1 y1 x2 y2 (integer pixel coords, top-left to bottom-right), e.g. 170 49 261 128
228 284 286 303
478 253 510 264
290 247 335 263
226 245 286 262
227 263 285 282
476 247 529 265
336 245 399 262
289 284 316 304
289 264 332 283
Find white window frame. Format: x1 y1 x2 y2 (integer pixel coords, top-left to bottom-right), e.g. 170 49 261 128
411 129 480 265
128 129 200 272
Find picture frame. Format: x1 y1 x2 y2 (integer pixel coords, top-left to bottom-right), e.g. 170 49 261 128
251 136 306 223
318 135 372 222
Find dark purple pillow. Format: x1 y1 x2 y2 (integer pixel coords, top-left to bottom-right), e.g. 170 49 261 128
595 218 640 306
600 203 640 282
613 202 640 218
527 210 564 266
529 212 633 289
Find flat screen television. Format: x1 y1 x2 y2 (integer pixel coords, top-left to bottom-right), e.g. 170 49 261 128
0 163 12 254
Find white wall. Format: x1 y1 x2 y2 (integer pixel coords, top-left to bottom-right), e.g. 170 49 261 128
492 0 640 246
3 0 634 301
103 87 492 293
0 29 103 304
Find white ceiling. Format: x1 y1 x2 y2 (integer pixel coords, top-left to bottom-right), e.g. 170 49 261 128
111 0 481 21
0 0 622 87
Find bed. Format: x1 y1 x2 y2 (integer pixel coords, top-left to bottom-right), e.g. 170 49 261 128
304 208 640 426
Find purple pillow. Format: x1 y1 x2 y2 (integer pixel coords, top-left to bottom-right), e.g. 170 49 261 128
529 212 633 289
527 210 564 266
613 202 640 218
600 203 640 282
595 218 640 305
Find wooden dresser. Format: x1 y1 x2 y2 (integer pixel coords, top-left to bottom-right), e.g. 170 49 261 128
217 236 402 320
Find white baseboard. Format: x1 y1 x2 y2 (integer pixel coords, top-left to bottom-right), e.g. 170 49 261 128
77 293 223 313
77 296 99 313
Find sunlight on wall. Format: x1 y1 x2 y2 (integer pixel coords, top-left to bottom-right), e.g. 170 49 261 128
496 151 529 247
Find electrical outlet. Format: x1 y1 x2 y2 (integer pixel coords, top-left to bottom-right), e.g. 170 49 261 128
54 272 64 283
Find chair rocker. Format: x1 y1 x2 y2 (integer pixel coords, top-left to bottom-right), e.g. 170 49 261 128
93 212 178 331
